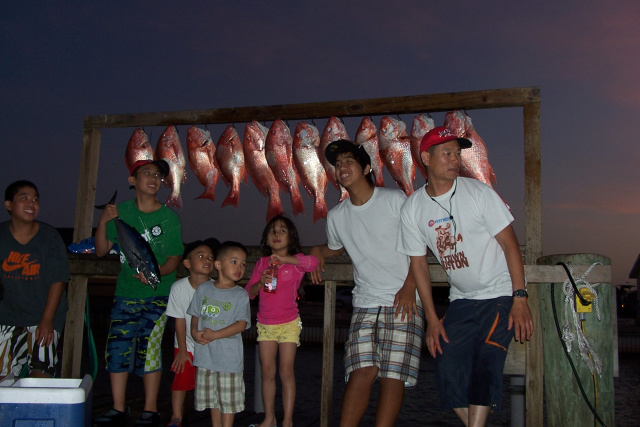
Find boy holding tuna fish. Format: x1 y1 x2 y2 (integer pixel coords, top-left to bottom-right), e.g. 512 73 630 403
310 140 423 427
396 126 534 426
165 238 220 427
0 180 69 380
93 159 183 427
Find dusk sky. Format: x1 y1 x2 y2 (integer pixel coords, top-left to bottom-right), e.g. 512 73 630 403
1 1 638 286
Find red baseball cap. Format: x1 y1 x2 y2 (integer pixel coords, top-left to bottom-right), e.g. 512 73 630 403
129 159 170 177
420 126 472 153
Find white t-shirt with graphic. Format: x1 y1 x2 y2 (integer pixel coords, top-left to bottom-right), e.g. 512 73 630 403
397 177 514 301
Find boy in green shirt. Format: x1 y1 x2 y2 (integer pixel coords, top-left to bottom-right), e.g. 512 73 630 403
94 160 183 426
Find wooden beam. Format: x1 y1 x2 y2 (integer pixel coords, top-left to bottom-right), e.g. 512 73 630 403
62 127 102 378
321 281 336 427
83 87 540 129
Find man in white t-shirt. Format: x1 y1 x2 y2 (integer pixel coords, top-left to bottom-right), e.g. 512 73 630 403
396 126 534 427
310 139 423 427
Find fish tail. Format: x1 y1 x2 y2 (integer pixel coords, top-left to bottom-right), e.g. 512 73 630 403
195 183 216 202
338 186 349 203
290 188 305 216
313 199 328 223
221 190 239 208
266 197 284 222
165 193 183 209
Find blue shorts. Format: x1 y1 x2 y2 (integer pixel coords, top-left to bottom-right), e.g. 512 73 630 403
434 296 513 412
105 296 168 376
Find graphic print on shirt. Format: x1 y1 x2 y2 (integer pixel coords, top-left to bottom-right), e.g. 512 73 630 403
199 296 230 328
433 220 468 272
2 250 40 280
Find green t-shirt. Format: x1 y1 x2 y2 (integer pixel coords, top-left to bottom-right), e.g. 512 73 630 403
106 199 183 298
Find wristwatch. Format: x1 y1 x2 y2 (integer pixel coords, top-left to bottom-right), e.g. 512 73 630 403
513 289 528 298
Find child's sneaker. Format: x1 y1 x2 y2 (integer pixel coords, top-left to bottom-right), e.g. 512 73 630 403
167 418 182 427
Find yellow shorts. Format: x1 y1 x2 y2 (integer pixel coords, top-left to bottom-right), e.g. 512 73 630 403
256 317 302 346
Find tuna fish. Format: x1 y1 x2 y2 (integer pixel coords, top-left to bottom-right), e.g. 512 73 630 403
125 128 154 172
355 117 385 187
215 125 248 208
319 117 349 202
292 122 328 223
96 191 160 290
410 114 435 180
444 111 497 188
156 126 187 209
265 120 304 216
186 126 220 203
379 116 415 196
243 121 283 222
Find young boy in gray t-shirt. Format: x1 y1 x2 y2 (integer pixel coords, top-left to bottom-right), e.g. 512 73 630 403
187 241 251 427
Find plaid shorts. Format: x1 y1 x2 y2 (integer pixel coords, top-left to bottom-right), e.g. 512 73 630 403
344 305 424 387
0 325 60 377
105 296 168 376
256 316 302 346
194 367 245 414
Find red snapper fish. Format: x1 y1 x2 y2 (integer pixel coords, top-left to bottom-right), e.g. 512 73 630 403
293 122 328 223
355 117 385 187
444 110 497 188
125 128 154 172
379 116 415 196
243 121 283 221
319 117 349 202
410 114 435 180
215 125 248 208
265 120 304 216
186 127 219 202
156 125 186 209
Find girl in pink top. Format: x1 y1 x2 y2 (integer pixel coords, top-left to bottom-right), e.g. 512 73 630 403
245 215 318 427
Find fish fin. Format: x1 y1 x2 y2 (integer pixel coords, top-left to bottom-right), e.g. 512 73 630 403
95 190 118 209
338 186 349 203
290 188 305 216
165 193 183 209
195 187 216 202
313 199 328 223
221 190 239 208
266 197 284 222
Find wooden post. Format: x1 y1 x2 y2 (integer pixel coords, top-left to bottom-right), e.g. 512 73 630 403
320 281 336 427
62 127 101 378
537 254 614 427
522 96 543 426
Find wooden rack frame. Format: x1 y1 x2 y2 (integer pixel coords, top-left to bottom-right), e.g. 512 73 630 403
67 86 556 425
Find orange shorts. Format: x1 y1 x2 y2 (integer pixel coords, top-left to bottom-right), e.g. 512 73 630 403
171 348 196 391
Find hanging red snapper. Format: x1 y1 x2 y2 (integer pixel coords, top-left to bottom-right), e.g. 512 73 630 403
125 128 154 172
319 117 349 202
243 120 283 222
410 114 435 180
156 125 187 209
293 122 328 223
379 116 415 196
215 125 248 208
444 110 497 188
355 117 385 187
265 120 304 216
186 127 219 203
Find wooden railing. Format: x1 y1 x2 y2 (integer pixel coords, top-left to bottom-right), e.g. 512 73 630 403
64 249 611 427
